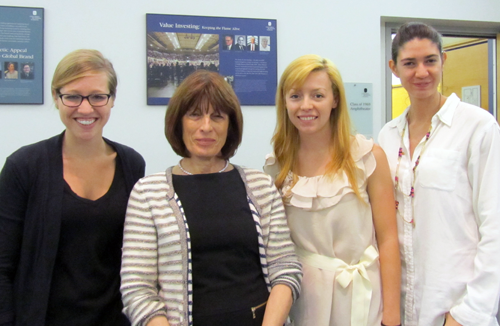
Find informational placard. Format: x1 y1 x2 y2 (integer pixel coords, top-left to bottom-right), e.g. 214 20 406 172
345 83 373 139
146 14 277 105
462 85 480 107
0 6 44 104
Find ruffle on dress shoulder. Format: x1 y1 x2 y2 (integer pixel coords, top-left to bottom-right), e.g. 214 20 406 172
264 135 375 211
263 152 280 180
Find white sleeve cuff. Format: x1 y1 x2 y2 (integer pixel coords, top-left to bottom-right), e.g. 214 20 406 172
451 303 499 326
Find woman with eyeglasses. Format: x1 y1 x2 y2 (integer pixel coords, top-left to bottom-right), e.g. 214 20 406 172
0 49 145 325
379 22 500 326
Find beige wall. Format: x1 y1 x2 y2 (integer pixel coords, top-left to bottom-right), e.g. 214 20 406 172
443 42 489 111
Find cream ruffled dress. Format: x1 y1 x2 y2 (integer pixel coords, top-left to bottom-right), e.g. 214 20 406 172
264 135 382 326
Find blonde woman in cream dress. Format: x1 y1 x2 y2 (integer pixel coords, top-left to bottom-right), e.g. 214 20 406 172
265 55 401 326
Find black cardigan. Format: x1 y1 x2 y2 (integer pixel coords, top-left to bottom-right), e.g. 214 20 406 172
0 132 145 326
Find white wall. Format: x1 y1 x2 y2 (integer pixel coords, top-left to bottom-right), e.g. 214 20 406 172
1 0 500 174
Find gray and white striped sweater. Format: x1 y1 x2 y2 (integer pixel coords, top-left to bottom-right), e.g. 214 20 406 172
120 165 302 326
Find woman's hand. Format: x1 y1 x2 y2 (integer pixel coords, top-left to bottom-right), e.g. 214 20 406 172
146 315 170 326
444 313 462 326
262 284 293 326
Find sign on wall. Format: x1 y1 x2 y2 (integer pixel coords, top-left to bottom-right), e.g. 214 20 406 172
462 85 481 107
0 6 44 104
345 83 373 139
146 14 277 106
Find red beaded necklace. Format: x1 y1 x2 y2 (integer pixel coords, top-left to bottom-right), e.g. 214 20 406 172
393 94 441 226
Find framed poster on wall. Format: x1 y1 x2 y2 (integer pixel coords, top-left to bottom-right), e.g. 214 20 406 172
146 14 277 105
0 6 44 104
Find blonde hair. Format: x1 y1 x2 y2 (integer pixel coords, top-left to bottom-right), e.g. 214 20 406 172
272 54 360 197
51 49 117 97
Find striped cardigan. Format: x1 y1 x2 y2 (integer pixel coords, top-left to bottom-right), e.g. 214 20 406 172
120 165 302 326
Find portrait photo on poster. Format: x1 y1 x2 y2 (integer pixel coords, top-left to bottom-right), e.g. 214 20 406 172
20 62 35 79
260 36 270 51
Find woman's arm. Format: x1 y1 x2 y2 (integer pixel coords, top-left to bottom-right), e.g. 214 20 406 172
146 316 170 326
262 176 302 300
262 284 293 326
120 177 170 326
447 121 500 326
0 159 27 326
367 145 401 326
444 312 462 326
249 171 301 325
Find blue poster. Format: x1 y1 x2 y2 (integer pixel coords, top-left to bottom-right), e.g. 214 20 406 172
146 14 277 105
0 6 44 104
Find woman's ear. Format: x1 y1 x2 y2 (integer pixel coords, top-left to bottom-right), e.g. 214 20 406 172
111 91 116 108
332 96 339 109
442 52 447 65
388 60 399 78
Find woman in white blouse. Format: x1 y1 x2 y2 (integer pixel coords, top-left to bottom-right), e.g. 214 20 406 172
378 22 500 326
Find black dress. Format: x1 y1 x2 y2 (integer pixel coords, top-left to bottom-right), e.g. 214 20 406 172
173 169 269 326
45 156 130 326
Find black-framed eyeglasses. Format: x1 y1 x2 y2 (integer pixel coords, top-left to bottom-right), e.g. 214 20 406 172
58 94 111 107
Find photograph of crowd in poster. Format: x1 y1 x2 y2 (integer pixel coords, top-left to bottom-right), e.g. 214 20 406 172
146 14 277 105
147 32 220 99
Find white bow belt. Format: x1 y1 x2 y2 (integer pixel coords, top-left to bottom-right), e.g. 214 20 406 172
295 245 379 326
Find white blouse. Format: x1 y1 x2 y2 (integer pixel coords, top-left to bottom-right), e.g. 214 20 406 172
379 93 500 326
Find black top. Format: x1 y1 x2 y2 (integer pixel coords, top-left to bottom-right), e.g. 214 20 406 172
46 156 130 326
172 169 269 319
0 132 145 326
